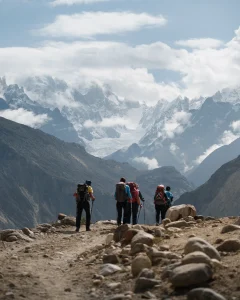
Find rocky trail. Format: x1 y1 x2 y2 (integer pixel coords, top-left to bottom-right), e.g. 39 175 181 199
0 209 240 300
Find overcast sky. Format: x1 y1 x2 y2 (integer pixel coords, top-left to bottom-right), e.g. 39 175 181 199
0 0 240 103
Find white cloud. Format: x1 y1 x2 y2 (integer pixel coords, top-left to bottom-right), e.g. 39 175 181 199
176 38 223 49
133 156 159 170
194 129 240 165
51 0 113 6
37 12 167 38
0 109 49 128
84 117 133 128
231 120 240 133
163 111 192 139
169 143 179 155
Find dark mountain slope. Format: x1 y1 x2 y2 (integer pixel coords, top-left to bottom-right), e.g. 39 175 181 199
0 117 193 228
187 137 240 187
175 155 240 217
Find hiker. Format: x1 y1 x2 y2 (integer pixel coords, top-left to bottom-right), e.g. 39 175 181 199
73 181 95 232
115 177 132 226
154 184 168 225
126 183 145 225
165 186 174 208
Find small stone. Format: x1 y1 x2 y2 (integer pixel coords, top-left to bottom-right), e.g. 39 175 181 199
164 234 170 239
187 288 227 300
138 268 155 279
6 236 18 242
5 292 14 298
215 238 224 244
221 225 240 234
182 251 212 266
107 294 126 300
184 237 221 261
216 239 240 252
170 263 213 287
105 233 114 245
106 282 121 290
103 253 120 264
159 244 170 251
93 279 101 286
134 277 161 293
92 274 104 280
205 216 216 221
211 259 224 270
58 213 67 220
131 254 152 277
166 220 190 229
131 232 154 248
131 243 149 255
142 291 157 299
64 288 71 292
196 219 203 224
99 264 122 276
154 228 162 237
174 233 180 238
189 234 196 238
114 224 130 242
194 215 204 221
43 254 49 258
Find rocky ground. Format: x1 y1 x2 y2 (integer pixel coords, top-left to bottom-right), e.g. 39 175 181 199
0 214 240 300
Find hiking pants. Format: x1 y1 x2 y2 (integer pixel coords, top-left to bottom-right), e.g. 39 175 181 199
126 202 139 225
155 204 167 224
116 201 128 226
76 200 91 230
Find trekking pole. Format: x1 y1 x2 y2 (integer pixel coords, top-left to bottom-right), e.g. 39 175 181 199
90 200 94 223
143 203 146 224
137 205 142 223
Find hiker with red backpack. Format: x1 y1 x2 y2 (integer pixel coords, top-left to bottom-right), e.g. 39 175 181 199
126 182 144 225
154 184 168 225
115 177 132 226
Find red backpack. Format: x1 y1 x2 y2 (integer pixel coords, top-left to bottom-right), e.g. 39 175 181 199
127 182 140 204
154 185 166 205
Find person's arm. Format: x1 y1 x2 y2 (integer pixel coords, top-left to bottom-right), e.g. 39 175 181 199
88 186 95 200
139 191 145 202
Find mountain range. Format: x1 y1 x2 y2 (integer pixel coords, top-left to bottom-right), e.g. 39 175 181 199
0 117 193 229
1 76 240 179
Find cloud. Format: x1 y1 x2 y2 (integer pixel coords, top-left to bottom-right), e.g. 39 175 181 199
176 38 223 49
37 12 167 38
162 111 192 139
84 117 133 128
51 0 113 6
231 120 240 133
0 109 49 128
194 129 240 165
133 156 159 170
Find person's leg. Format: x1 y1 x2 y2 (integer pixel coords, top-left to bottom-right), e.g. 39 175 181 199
76 202 83 231
160 205 167 223
155 205 160 225
132 203 139 225
123 202 129 224
116 202 122 226
84 201 91 231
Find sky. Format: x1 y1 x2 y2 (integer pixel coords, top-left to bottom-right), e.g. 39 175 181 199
0 0 240 104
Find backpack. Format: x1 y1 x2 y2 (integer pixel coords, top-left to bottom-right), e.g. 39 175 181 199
127 182 140 204
154 186 167 205
76 184 89 203
115 182 128 203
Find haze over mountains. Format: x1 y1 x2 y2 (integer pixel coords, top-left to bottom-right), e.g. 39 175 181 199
0 117 193 229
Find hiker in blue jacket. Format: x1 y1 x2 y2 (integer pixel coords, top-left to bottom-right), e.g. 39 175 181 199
165 186 174 207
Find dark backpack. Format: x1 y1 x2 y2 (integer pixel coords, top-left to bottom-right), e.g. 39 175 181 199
115 182 128 203
76 184 89 203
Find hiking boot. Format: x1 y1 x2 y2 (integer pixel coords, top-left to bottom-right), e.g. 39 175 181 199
86 228 91 232
75 228 80 232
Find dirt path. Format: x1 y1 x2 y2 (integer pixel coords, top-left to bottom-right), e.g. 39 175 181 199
0 226 107 300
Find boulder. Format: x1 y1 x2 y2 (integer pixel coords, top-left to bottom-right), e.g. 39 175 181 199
99 264 122 276
147 247 181 261
134 277 161 293
170 263 213 288
154 228 162 237
131 254 152 277
113 224 130 242
194 215 204 221
161 262 182 280
22 228 34 238
187 288 226 300
235 218 240 226
216 239 240 252
132 225 143 230
58 213 67 220
221 224 240 234
184 237 221 261
130 243 150 256
182 251 212 266
6 235 18 242
165 220 191 229
166 205 196 222
60 217 76 226
122 229 139 245
0 229 16 241
131 232 154 248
